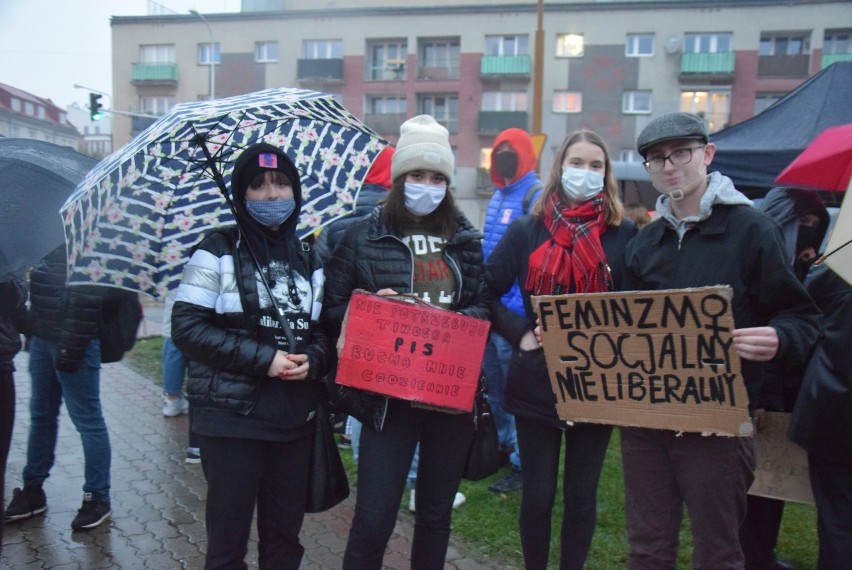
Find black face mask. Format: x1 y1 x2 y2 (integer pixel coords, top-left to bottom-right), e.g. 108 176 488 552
493 151 518 180
796 224 820 254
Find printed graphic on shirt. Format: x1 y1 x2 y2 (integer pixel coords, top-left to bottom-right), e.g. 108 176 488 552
255 259 312 350
400 233 456 309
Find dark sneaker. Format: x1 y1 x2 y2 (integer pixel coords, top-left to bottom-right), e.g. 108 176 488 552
4 485 47 523
185 447 201 464
488 468 523 494
70 493 111 531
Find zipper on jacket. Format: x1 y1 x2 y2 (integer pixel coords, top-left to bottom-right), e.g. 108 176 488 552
444 251 464 307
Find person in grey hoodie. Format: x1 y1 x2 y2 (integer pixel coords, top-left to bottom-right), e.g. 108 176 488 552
621 113 821 570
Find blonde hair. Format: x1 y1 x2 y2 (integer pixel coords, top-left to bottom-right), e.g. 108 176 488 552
531 130 625 226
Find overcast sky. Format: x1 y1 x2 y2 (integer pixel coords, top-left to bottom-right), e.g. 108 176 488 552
0 0 239 109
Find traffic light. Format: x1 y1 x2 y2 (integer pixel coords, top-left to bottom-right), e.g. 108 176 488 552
88 93 104 121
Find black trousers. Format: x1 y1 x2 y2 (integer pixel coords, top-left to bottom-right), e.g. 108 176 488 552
200 433 313 570
740 494 785 569
809 453 852 570
0 369 15 558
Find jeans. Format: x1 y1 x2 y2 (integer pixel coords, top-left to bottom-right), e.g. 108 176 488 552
24 336 111 501
350 416 362 464
515 415 612 570
201 433 312 570
621 427 756 570
483 332 520 469
1 368 15 553
162 336 187 396
343 398 473 570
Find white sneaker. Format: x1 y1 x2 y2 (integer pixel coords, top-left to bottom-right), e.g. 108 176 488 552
452 492 466 510
408 489 416 512
162 396 189 417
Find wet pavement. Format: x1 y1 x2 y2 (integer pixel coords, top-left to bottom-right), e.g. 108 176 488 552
1 300 502 569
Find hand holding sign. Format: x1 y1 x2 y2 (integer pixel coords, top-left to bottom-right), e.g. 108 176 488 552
731 326 779 362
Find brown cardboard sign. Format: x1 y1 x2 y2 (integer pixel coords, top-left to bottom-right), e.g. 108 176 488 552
749 412 815 504
335 290 490 412
533 287 753 436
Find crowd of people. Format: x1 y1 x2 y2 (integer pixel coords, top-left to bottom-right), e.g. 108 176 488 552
2 111 849 570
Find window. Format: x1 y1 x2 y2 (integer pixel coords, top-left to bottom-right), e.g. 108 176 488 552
824 30 851 54
10 97 21 112
418 94 458 133
36 106 46 119
481 91 527 112
623 91 652 114
139 44 175 63
24 102 35 116
255 41 278 63
556 34 584 57
367 95 407 114
680 90 730 132
367 40 407 80
141 96 176 116
759 33 810 56
553 91 582 113
198 43 220 65
485 35 529 56
626 34 654 57
420 38 460 72
754 93 784 115
304 40 342 59
684 33 732 54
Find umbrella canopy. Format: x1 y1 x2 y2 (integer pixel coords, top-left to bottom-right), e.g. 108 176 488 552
61 87 388 299
0 138 96 280
775 123 852 285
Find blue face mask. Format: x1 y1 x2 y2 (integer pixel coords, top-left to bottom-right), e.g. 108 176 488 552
246 199 296 228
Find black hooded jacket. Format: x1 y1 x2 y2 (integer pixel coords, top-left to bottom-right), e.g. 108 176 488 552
172 144 331 441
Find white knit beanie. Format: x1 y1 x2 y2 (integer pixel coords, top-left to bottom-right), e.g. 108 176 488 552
391 115 454 183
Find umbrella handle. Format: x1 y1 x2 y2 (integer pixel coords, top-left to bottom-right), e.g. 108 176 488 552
815 237 852 265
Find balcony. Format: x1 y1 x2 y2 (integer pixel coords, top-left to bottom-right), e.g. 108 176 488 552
296 59 344 83
130 63 178 86
363 112 408 135
480 55 532 79
417 66 460 81
679 53 735 83
821 53 852 69
758 54 810 77
477 111 528 134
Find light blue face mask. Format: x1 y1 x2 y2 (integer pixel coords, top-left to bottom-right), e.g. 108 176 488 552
560 166 604 203
246 198 296 228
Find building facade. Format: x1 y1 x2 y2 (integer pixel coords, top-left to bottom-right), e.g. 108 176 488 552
0 82 81 148
109 0 852 225
66 102 113 159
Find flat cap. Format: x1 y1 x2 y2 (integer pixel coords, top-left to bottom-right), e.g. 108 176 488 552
637 112 709 157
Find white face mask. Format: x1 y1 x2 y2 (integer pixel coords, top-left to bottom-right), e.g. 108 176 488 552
560 166 604 203
404 182 447 216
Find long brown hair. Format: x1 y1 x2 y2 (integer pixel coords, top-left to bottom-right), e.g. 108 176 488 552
531 130 625 226
381 175 459 239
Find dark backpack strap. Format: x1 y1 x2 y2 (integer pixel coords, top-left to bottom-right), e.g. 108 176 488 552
522 181 544 214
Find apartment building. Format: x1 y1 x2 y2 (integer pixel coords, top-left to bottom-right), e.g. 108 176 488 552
0 82 80 148
109 0 852 224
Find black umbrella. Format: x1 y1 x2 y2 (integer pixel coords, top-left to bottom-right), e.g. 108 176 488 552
0 138 97 280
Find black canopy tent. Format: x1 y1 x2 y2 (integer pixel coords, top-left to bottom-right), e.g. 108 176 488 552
710 61 852 198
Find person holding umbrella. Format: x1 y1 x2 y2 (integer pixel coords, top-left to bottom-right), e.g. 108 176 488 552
171 142 332 570
322 115 489 570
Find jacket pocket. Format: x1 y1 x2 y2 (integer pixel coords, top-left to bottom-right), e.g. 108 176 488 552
504 347 558 419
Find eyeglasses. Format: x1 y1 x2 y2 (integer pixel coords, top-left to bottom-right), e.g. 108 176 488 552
643 145 706 173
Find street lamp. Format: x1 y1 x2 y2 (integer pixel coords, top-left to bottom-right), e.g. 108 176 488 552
189 9 216 100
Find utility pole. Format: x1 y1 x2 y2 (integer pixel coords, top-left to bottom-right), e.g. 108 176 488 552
533 0 544 134
190 10 216 100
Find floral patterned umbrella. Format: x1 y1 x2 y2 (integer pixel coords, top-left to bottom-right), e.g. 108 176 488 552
61 87 388 299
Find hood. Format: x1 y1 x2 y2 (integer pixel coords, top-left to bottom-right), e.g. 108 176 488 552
657 171 752 236
230 142 302 239
760 187 829 264
363 146 394 189
490 128 537 187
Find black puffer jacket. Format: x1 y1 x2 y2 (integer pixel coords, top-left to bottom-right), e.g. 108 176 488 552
313 184 387 264
322 206 489 431
172 227 332 436
28 246 104 372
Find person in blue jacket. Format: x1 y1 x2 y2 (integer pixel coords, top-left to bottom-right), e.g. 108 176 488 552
482 127 542 494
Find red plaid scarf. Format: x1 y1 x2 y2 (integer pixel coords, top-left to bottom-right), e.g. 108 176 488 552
524 192 613 295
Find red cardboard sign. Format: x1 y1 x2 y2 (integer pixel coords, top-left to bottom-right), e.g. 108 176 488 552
335 290 490 412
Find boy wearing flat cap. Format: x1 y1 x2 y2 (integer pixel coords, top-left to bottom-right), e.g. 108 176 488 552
619 112 821 569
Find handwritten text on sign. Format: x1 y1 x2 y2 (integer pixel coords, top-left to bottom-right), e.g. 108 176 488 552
533 287 753 436
335 291 489 412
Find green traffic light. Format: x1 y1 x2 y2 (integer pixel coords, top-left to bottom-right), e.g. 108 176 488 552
89 93 104 121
